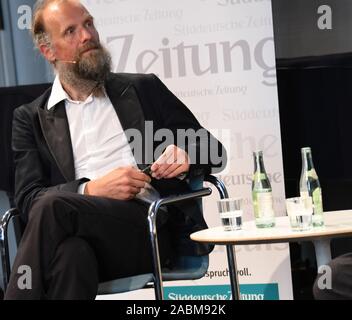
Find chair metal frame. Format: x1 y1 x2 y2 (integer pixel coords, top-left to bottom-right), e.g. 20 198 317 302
0 174 237 300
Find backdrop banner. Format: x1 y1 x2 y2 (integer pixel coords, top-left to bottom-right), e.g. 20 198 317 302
83 0 293 300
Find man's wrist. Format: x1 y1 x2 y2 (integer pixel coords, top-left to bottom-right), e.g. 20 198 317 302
85 180 99 196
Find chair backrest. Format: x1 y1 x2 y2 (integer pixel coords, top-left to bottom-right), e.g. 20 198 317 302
0 84 51 245
0 83 51 195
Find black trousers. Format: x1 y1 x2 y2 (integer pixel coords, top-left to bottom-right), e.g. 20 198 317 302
313 253 352 300
4 191 173 300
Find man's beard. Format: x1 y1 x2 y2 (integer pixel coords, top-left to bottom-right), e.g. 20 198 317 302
56 41 112 92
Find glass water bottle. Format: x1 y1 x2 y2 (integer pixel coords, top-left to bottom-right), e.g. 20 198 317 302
252 151 275 228
299 147 324 227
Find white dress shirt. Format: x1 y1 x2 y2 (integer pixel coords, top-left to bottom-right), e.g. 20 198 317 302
47 76 160 203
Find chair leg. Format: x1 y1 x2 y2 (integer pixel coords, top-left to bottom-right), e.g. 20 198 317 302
150 235 163 300
146 189 213 300
147 203 164 300
0 228 9 292
0 208 19 293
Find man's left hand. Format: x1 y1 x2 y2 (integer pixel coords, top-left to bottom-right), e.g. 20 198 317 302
150 145 190 179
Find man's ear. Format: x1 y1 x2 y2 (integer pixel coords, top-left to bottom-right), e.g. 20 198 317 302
39 43 56 64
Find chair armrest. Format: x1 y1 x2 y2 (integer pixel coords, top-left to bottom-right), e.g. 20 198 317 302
147 186 213 235
147 187 212 223
0 208 20 239
1 208 20 291
147 174 228 220
204 174 229 199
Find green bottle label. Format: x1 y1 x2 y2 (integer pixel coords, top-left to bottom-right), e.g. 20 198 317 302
312 188 323 215
252 190 274 218
253 172 266 181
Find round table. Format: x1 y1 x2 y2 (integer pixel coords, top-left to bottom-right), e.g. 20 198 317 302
191 210 352 300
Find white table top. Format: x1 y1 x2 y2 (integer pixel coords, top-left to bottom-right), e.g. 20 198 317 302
191 210 352 245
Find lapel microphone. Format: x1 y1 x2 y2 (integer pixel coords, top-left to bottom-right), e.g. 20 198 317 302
60 60 77 64
55 59 77 64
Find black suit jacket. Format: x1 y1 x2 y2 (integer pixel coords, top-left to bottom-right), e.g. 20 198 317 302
12 73 227 256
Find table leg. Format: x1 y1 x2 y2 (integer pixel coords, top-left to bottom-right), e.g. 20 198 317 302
312 239 332 268
226 245 241 300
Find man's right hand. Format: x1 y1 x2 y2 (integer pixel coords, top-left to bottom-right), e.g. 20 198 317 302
84 166 151 200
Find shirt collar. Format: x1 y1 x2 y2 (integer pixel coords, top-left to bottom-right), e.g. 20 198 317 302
47 76 98 110
47 76 70 110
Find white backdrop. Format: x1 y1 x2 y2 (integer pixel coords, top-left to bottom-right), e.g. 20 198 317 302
83 0 293 300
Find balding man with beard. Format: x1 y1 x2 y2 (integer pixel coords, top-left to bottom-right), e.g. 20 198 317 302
4 0 226 299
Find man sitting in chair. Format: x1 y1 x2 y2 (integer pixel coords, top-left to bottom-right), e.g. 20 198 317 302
4 0 226 299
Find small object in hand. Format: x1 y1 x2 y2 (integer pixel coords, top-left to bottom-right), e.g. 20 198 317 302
142 164 187 179
142 164 152 176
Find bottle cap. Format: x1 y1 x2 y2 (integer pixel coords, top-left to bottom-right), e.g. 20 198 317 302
301 147 311 153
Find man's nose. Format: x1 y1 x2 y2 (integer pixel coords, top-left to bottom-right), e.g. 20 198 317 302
80 27 93 43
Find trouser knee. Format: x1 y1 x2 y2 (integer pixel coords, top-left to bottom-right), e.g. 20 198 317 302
27 193 76 234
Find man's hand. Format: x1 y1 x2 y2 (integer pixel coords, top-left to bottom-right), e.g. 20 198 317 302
85 166 151 200
150 145 190 179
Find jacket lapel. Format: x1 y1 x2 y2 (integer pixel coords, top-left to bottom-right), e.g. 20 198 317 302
105 75 147 169
38 73 148 182
38 100 75 182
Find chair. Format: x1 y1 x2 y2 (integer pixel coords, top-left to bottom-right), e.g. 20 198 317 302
0 84 229 300
1 175 228 300
97 175 228 299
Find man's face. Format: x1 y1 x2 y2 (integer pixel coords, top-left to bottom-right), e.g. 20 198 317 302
42 0 111 82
